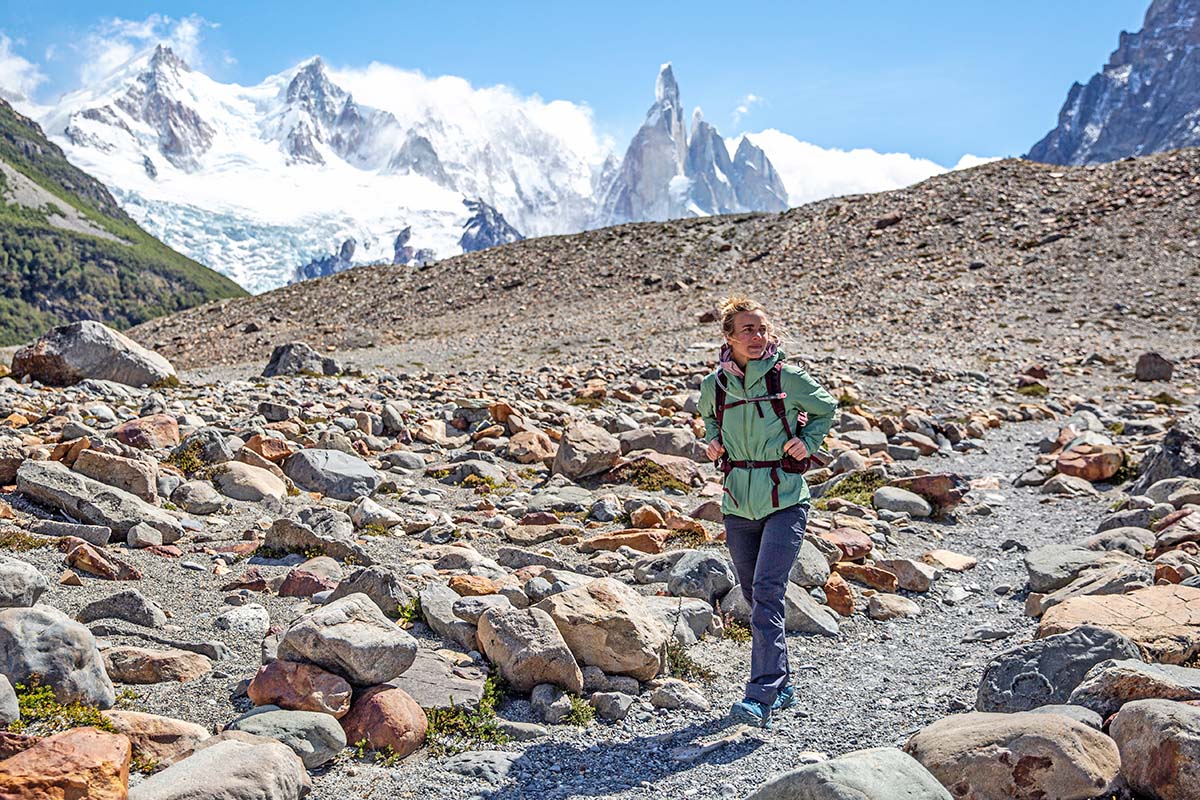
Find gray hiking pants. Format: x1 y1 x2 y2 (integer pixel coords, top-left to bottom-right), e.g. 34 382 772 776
724 503 809 705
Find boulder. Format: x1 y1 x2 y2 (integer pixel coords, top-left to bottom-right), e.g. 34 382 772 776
747 746 952 800
724 581 840 637
390 648 487 711
1068 659 1200 718
874 558 938 592
872 487 932 518
247 660 353 718
277 592 417 685
1083 526 1155 556
214 461 287 504
1056 444 1124 482
103 646 212 684
904 711 1120 800
1109 698 1199 800
418 581 479 652
0 726 130 800
535 578 669 680
507 430 556 464
101 710 209 764
923 550 976 572
262 341 339 377
0 675 16 727
60 536 142 581
265 507 371 565
642 595 718 647
0 556 48 608
789 539 832 588
868 594 921 620
77 589 168 629
73 449 157 503
227 706 347 769
664 550 735 604
551 422 621 479
283 449 381 500
1030 560 1155 617
976 625 1143 713
1024 545 1108 593
1038 585 1200 664
477 606 583 694
114 414 180 450
1130 412 1200 495
886 473 969 513
0 605 115 708
11 320 175 387
617 427 706 461
339 685 427 757
17 460 182 542
329 566 416 619
1134 352 1174 382
347 496 402 530
127 734 311 800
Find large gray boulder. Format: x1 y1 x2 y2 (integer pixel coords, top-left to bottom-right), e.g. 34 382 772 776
551 422 621 479
1024 544 1108 593
10 320 176 387
328 566 416 619
747 746 952 800
1109 699 1200 800
1068 658 1200 718
976 625 1143 712
477 606 584 694
283 449 381 500
226 706 347 769
277 592 417 686
262 341 340 378
0 556 48 608
16 460 183 542
265 506 371 565
0 675 17 726
418 581 479 652
1131 411 1200 495
617 427 706 461
128 734 312 799
665 550 735 605
76 589 168 629
0 605 115 708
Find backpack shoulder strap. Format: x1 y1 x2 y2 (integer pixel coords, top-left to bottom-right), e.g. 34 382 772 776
766 363 792 439
714 373 727 438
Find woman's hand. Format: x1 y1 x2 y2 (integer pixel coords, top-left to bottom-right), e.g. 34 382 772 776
706 440 725 461
783 437 809 460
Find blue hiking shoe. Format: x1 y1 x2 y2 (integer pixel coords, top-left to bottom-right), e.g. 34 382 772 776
772 685 796 712
730 698 772 729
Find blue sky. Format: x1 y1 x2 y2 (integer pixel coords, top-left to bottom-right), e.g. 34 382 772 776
0 0 1148 165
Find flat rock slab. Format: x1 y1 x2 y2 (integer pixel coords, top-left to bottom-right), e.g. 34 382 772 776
1038 585 1200 664
389 647 487 711
1068 658 1200 718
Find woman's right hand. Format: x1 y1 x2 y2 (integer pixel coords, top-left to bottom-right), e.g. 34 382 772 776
706 440 725 461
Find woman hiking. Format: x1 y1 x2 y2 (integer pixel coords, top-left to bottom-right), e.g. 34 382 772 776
699 296 837 728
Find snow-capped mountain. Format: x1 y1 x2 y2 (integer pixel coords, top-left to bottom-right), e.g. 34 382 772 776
33 51 792 292
1028 0 1200 165
39 46 606 292
598 64 787 225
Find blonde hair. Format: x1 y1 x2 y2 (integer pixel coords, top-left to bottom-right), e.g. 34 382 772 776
719 296 780 345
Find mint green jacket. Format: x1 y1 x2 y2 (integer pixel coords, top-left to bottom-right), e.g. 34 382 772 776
699 350 838 520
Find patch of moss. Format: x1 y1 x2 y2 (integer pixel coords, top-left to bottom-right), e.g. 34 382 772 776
721 613 752 644
1150 392 1181 406
823 470 887 508
461 474 513 495
617 461 689 493
666 527 708 550
130 754 160 774
665 639 715 685
7 674 117 736
1110 455 1140 485
150 375 181 390
1016 384 1048 397
162 440 204 477
362 522 391 537
568 395 604 409
0 528 53 551
428 468 452 480
1106 421 1125 436
396 597 424 625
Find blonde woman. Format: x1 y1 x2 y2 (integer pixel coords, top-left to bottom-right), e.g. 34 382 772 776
699 297 837 728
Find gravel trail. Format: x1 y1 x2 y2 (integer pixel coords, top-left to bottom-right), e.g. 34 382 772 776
311 417 1112 800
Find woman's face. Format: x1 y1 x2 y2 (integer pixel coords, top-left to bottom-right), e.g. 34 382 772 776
726 309 770 363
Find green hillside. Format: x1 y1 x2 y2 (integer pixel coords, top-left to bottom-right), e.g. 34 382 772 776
0 98 246 345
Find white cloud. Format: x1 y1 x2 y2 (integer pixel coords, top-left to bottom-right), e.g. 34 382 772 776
732 93 763 127
329 61 613 166
78 14 216 85
952 153 1001 171
740 128 1001 206
0 33 48 105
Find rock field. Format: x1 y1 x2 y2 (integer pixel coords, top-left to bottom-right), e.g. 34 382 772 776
1 151 1200 799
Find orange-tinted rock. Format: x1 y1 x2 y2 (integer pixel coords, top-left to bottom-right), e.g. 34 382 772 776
114 415 180 450
579 529 670 554
923 549 977 572
339 685 427 757
278 567 338 598
507 430 556 464
58 537 141 581
823 573 855 617
817 528 873 561
0 726 130 800
244 434 296 464
630 505 665 529
835 563 899 593
101 710 209 764
1056 444 1124 482
887 473 969 513
103 646 212 684
448 575 500 597
247 660 352 719
1038 585 1200 664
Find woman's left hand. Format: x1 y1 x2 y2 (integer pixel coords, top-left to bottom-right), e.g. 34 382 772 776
783 438 809 460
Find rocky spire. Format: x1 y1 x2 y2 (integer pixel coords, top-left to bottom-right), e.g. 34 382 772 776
1028 0 1200 165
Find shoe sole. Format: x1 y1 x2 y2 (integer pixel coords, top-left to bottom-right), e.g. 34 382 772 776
729 705 771 729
